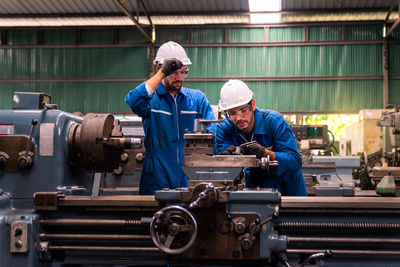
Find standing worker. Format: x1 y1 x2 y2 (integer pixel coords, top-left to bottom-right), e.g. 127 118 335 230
125 41 215 195
215 79 306 196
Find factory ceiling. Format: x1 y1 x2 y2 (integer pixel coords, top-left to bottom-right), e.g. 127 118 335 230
0 0 398 27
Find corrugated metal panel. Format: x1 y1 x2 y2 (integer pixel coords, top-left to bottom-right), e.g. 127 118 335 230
389 80 400 105
347 24 383 40
142 0 248 12
156 28 188 44
185 80 382 112
118 28 148 44
0 0 248 14
269 27 304 42
281 12 397 23
309 26 342 41
229 28 265 43
43 29 76 44
0 82 140 113
392 26 400 40
192 28 225 43
0 47 148 78
0 15 249 27
390 44 400 75
7 30 38 45
80 29 113 44
282 0 393 10
187 45 381 77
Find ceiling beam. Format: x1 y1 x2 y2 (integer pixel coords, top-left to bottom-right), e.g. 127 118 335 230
0 8 398 18
112 0 152 43
385 0 400 38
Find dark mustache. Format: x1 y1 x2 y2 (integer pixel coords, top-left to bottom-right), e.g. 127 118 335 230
237 120 247 124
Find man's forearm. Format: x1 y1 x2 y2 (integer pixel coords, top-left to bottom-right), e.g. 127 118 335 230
145 70 164 94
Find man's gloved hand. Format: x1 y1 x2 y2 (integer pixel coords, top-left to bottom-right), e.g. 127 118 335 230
240 142 275 160
220 145 239 155
160 58 183 77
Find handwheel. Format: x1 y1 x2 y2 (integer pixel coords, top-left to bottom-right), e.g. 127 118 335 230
150 205 198 254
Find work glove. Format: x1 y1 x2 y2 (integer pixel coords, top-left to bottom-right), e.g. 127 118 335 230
220 145 240 155
240 142 275 160
160 58 183 77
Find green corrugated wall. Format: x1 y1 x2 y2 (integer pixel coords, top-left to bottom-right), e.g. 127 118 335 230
0 25 399 113
187 45 381 77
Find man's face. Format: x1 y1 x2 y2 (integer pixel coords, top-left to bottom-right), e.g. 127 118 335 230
163 65 188 93
226 100 256 134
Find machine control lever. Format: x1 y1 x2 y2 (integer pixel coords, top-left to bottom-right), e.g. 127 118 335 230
259 155 279 172
189 183 218 209
17 119 37 169
299 250 333 267
240 216 273 250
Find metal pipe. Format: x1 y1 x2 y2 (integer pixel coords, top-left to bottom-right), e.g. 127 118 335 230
40 233 151 240
288 237 400 244
287 249 400 256
40 219 147 229
48 246 160 252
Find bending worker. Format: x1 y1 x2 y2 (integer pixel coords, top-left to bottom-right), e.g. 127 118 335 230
215 79 307 196
125 41 215 195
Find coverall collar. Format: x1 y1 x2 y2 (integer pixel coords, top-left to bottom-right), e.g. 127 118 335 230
232 108 266 142
252 108 267 135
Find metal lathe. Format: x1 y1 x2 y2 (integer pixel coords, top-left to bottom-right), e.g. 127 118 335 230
1 92 400 267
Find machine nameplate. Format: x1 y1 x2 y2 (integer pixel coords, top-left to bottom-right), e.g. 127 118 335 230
0 124 14 135
40 123 54 156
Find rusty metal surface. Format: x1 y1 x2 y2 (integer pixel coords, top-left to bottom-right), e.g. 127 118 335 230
180 204 260 260
34 193 161 210
58 195 160 207
180 180 237 203
184 154 259 167
119 148 145 174
68 113 124 172
184 147 214 155
371 166 400 179
0 136 34 171
33 192 60 210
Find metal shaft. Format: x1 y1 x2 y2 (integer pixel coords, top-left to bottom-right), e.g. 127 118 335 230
40 233 151 240
288 237 400 244
288 249 400 256
48 246 160 252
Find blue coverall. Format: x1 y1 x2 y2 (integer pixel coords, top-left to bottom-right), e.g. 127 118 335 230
125 82 215 195
215 108 307 196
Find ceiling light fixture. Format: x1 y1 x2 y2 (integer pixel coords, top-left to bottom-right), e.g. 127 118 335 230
248 0 281 24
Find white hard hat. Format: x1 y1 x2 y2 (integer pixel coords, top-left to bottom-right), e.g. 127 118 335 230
153 41 192 66
218 79 254 110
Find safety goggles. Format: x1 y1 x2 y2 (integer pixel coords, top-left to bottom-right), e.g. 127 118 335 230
171 67 189 78
224 103 252 119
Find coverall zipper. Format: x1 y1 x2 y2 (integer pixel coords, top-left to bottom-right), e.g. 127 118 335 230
173 97 180 185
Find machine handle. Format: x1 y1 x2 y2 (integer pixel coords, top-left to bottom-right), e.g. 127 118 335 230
25 119 38 158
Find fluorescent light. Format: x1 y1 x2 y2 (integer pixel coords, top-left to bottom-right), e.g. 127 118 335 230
248 0 281 23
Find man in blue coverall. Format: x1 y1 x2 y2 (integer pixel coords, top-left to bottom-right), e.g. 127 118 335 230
125 41 215 195
215 80 307 196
